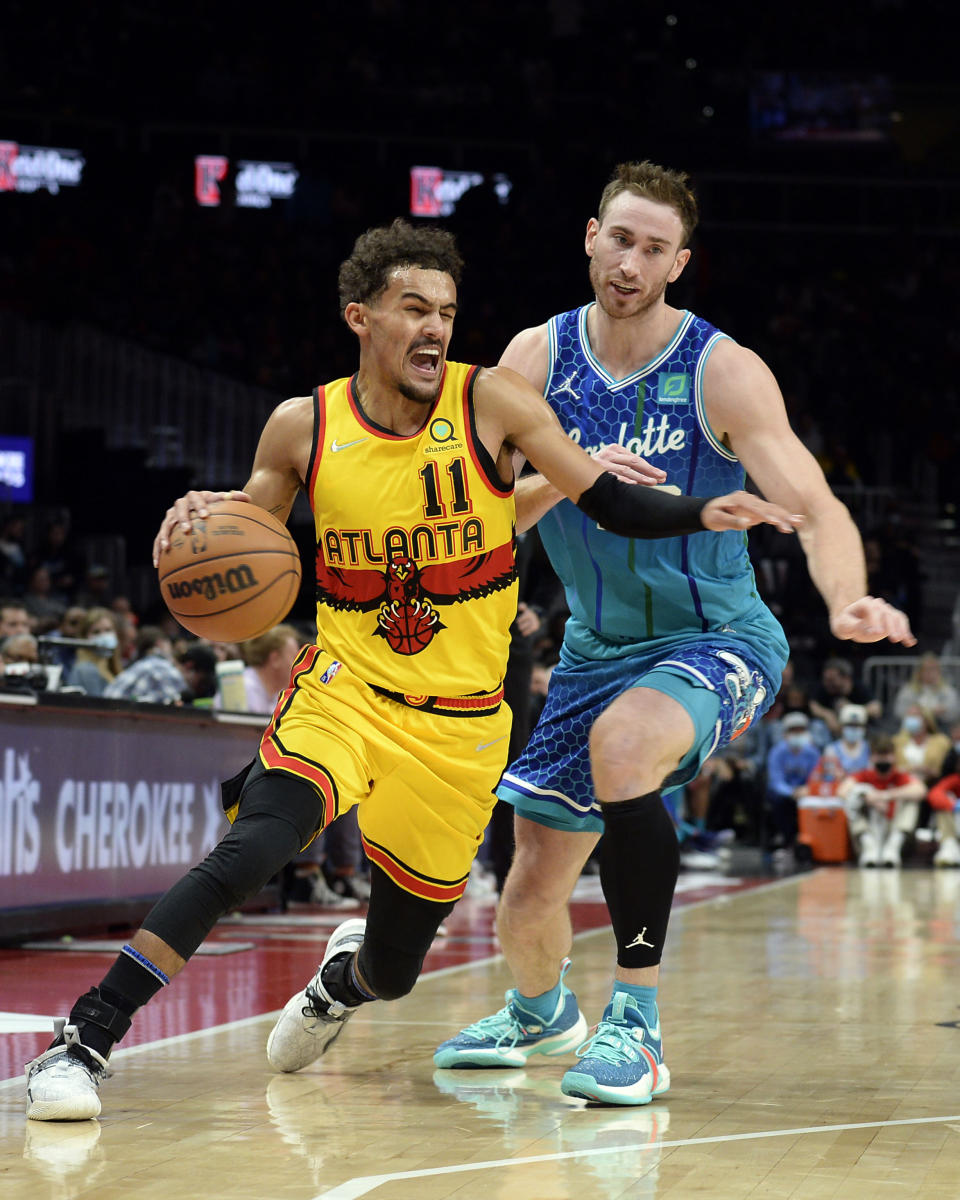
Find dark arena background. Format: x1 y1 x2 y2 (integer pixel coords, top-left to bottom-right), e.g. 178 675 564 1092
2 4 960 1199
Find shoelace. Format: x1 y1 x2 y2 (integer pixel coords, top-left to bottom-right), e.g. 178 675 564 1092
302 984 331 1021
575 1019 649 1065
460 1003 531 1051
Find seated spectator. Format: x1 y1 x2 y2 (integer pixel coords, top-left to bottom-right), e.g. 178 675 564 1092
0 631 39 665
809 655 882 736
0 514 28 591
214 623 303 714
105 626 188 705
928 762 960 867
0 597 32 639
893 705 952 786
893 653 960 728
773 684 832 750
177 643 219 706
765 711 821 850
74 563 114 610
64 607 123 696
840 734 925 867
31 515 84 600
824 703 872 775
21 564 66 633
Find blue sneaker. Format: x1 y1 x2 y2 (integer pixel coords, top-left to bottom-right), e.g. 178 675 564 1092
434 962 587 1069
560 992 671 1105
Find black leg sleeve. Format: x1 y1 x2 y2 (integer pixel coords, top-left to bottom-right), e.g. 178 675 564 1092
141 811 305 961
598 792 680 970
357 864 455 1001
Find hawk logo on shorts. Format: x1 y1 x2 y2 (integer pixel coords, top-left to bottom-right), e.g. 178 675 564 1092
314 543 517 657
717 649 766 741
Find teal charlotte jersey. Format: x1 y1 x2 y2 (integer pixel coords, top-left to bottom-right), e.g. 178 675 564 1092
538 304 788 683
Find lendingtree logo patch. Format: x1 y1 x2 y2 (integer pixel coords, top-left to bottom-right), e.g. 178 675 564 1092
656 372 690 403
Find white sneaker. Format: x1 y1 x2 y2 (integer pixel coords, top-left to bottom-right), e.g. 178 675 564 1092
25 1021 111 1121
266 918 367 1073
309 873 359 909
934 836 960 867
881 829 904 867
858 831 880 868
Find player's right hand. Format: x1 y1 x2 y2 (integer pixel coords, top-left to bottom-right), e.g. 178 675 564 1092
592 444 666 486
152 489 251 567
701 491 802 534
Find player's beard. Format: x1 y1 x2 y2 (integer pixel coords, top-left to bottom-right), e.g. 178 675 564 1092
589 257 669 320
398 375 443 405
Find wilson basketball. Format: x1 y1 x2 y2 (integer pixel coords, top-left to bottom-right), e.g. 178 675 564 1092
157 499 302 641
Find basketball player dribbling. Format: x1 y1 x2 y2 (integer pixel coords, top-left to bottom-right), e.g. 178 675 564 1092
25 217 803 1122
434 162 915 1105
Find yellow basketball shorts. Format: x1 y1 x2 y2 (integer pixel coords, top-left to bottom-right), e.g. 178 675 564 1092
258 645 511 903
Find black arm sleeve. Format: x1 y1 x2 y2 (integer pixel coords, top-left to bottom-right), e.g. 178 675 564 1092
575 472 708 539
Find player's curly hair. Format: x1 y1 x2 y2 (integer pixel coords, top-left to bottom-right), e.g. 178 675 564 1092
598 161 700 247
337 219 464 318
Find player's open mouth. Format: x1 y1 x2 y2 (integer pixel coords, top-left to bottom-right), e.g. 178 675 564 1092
611 281 639 295
409 346 442 376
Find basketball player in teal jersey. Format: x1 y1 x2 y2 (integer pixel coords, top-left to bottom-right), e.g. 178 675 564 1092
435 161 915 1104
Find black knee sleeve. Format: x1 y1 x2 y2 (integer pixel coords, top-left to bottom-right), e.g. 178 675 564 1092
356 864 454 1001
143 767 327 960
599 791 680 970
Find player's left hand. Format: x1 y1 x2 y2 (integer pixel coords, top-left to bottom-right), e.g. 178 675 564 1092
830 597 916 646
701 491 803 534
592 444 666 487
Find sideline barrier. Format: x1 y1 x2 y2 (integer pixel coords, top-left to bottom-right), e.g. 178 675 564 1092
0 692 265 939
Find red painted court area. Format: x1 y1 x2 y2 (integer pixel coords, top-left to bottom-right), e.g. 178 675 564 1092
0 872 769 1082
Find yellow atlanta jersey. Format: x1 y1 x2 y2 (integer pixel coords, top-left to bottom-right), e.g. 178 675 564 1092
306 361 518 699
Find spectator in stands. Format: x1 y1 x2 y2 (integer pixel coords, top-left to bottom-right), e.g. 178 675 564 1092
0 631 39 665
215 624 303 715
928 747 960 867
104 627 189 705
74 564 114 610
765 711 821 850
840 733 924 867
177 643 219 706
64 608 123 696
893 704 951 787
31 515 84 601
893 653 960 729
0 598 32 638
824 703 872 774
775 683 832 750
21 565 66 634
809 655 881 737
0 514 28 591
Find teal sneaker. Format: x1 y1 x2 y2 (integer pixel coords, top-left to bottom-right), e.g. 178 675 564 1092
560 991 671 1105
434 961 587 1069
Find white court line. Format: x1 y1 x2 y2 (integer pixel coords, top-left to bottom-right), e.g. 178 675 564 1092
312 1113 960 1200
0 871 805 1092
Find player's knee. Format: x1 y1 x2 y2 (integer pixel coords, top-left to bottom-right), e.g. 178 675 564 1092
357 939 421 1001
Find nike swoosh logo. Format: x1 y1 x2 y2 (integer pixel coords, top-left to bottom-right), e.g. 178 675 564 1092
330 437 367 453
475 736 507 752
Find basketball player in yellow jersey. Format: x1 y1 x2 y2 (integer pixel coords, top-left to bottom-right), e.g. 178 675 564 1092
26 221 801 1122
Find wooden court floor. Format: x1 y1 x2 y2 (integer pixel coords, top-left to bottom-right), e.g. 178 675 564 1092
4 867 960 1199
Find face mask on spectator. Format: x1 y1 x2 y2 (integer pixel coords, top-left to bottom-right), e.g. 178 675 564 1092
841 725 864 744
91 630 119 653
902 715 924 735
786 733 810 749
874 759 894 773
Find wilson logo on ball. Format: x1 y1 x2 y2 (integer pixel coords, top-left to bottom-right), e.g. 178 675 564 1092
166 564 259 602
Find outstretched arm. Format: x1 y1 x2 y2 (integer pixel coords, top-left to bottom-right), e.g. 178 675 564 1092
152 396 312 566
501 324 666 533
705 341 915 646
476 365 802 540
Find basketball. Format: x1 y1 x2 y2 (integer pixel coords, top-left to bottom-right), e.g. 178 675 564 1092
157 499 302 641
